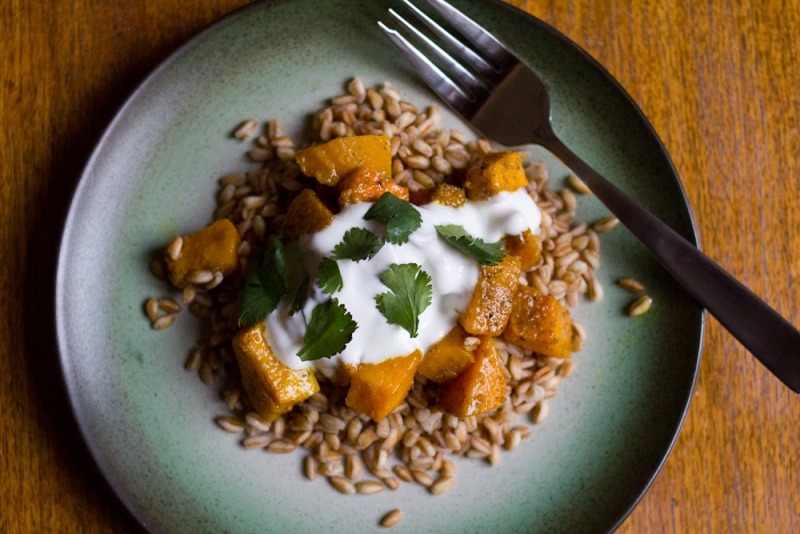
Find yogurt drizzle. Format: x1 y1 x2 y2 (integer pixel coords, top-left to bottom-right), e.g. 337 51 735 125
263 189 541 377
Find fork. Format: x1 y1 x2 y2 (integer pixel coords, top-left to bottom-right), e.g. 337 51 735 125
379 0 800 393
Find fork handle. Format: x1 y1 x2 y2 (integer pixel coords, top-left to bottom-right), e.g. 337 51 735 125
541 131 800 393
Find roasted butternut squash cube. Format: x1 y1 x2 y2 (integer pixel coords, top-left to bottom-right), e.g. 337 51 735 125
345 350 421 421
430 183 466 207
338 166 409 206
282 189 334 239
438 336 506 417
505 229 542 270
165 219 241 288
460 254 522 336
295 134 392 186
232 323 320 422
418 324 475 383
465 151 528 200
503 286 573 359
409 188 434 206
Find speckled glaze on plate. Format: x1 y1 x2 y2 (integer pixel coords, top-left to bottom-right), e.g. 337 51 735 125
56 1 704 532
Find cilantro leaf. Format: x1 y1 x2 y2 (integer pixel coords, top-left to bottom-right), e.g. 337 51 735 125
375 263 432 338
435 224 507 266
297 299 357 361
317 257 343 295
363 192 422 245
238 235 290 326
289 275 310 316
331 227 384 261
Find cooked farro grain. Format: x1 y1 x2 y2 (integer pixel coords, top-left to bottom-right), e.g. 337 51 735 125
430 476 455 495
393 465 413 482
217 416 245 434
267 439 296 454
166 236 182 260
588 277 604 302
356 481 385 495
567 174 592 195
533 401 550 424
558 360 576 379
593 215 620 233
384 477 400 491
346 455 363 481
319 461 344 477
145 297 159 321
304 456 318 480
182 286 196 305
243 435 272 450
411 469 433 487
505 429 522 451
151 314 175 330
619 277 646 293
330 476 356 495
628 295 653 317
158 297 182 314
381 509 404 528
234 119 258 140
185 348 202 371
186 270 214 285
149 259 166 281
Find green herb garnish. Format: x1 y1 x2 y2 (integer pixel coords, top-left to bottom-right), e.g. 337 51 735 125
317 257 343 295
296 299 357 361
238 235 290 326
331 227 385 261
435 224 507 266
375 263 432 338
363 192 422 245
288 275 310 316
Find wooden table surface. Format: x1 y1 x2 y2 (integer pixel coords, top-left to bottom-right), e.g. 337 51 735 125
2 0 799 532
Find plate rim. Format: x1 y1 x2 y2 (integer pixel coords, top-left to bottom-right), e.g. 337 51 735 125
54 1 705 532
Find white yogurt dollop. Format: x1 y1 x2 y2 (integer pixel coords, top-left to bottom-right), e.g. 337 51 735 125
262 189 541 374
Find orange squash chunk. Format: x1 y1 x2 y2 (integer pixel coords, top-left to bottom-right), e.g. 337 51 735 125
464 151 528 200
345 350 421 421
460 254 522 336
438 336 506 417
232 323 320 422
409 188 434 206
430 183 466 207
165 219 241 288
503 286 573 359
338 166 409 206
418 324 475 383
505 229 542 270
295 134 392 186
282 189 334 239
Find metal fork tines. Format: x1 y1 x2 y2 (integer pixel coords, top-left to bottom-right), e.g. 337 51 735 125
378 0 800 392
378 0 549 146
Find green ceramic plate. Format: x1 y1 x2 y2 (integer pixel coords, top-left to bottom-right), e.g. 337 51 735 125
56 0 703 532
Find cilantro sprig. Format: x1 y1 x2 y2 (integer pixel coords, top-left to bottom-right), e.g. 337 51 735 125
289 275 310 316
297 299 357 361
331 227 384 261
317 257 343 295
363 192 422 245
375 263 432 338
435 224 507 266
238 235 290 326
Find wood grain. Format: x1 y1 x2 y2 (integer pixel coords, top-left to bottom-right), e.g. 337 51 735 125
1 0 798 532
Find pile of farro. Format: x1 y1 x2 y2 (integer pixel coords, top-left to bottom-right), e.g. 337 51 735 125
146 77 640 527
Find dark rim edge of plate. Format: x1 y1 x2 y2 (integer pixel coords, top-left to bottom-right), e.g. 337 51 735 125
53 1 706 532
485 1 705 532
